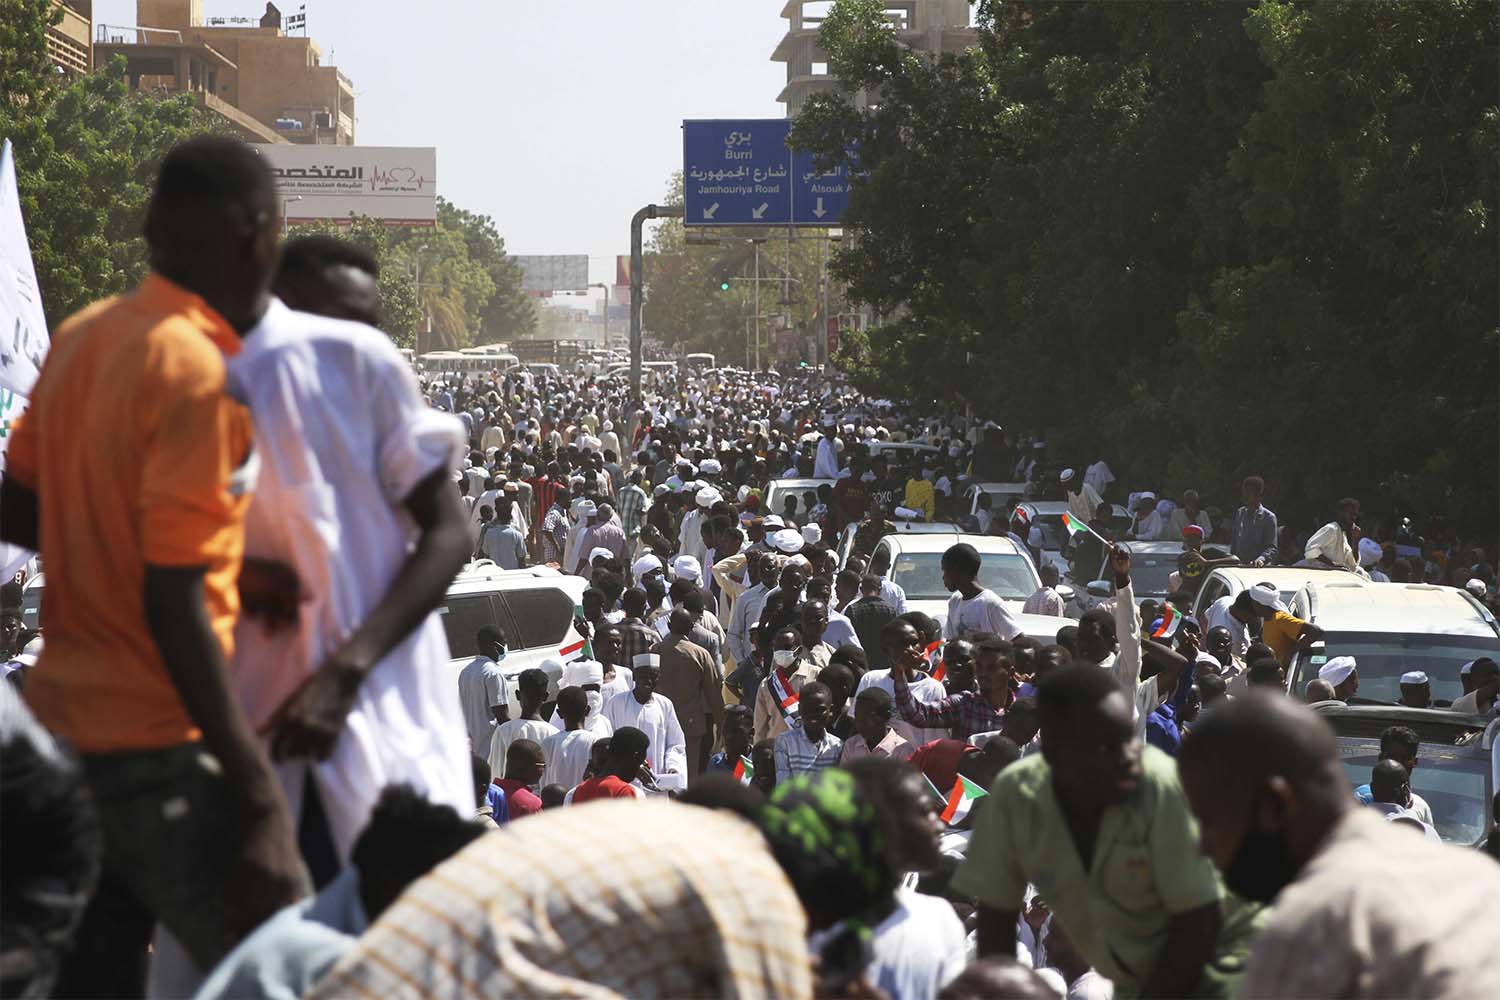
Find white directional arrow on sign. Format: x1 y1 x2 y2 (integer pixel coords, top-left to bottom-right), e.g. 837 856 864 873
751 202 769 220
811 197 827 218
703 202 719 220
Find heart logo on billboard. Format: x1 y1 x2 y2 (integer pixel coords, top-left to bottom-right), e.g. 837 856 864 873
388 167 417 182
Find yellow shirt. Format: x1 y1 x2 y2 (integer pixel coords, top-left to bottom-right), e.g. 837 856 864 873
1262 611 1308 665
904 478 936 521
8 275 253 752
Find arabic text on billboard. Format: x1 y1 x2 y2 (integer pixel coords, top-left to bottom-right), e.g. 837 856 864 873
258 146 437 225
515 255 589 293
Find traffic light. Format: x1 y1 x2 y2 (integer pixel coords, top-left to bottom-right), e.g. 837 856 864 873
718 278 731 292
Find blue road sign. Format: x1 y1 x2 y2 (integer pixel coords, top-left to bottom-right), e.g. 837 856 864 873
791 148 853 226
683 120 793 227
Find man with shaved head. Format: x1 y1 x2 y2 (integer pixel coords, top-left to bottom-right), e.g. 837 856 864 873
1179 694 1500 998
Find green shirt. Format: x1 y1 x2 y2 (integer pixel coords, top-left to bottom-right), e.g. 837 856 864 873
953 746 1254 997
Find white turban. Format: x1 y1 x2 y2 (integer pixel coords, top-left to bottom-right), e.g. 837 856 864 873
801 524 822 545
1358 537 1382 566
632 554 663 579
562 658 605 688
699 459 722 475
696 488 722 509
1248 582 1288 614
575 500 599 519
763 515 786 530
1319 656 1357 687
588 547 614 565
671 555 702 583
771 529 804 554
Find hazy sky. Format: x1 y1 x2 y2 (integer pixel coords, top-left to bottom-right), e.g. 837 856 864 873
95 1 790 286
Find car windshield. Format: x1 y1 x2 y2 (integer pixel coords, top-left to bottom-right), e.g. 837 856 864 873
21 586 43 631
1298 631 1500 704
1335 738 1491 846
891 552 1037 601
1096 551 1180 600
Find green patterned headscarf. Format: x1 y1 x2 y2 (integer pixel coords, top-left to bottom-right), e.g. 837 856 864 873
759 769 893 920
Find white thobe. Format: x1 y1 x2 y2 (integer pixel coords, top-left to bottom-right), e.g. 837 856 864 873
488 718 558 776
226 300 470 859
1305 522 1370 578
814 437 841 478
601 690 688 775
539 728 600 790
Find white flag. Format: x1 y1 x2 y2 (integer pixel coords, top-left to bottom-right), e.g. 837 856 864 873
0 139 49 398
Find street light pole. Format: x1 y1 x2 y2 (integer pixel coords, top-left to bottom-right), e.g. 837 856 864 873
629 202 683 399
753 239 761 371
281 195 302 237
589 282 610 349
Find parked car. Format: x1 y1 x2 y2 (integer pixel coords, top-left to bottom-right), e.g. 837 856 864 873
866 441 944 467
1188 566 1368 625
438 563 588 717
1069 540 1187 613
763 478 838 520
963 482 1028 518
834 520 967 570
1287 582 1500 707
869 532 1042 631
1312 703 1498 847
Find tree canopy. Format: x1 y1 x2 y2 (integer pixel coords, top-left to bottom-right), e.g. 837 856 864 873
791 0 1498 533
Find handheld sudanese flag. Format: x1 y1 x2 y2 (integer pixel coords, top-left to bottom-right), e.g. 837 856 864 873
732 755 753 786
1061 512 1090 537
922 773 948 810
941 774 988 825
1012 504 1032 527
1150 604 1183 640
924 640 946 682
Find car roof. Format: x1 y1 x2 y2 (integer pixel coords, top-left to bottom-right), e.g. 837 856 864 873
447 564 586 599
766 478 838 489
972 482 1026 493
1302 582 1496 635
882 533 1027 556
1311 703 1492 746
1212 566 1364 592
1120 541 1186 554
1013 612 1073 640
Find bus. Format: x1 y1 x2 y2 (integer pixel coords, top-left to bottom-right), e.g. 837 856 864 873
419 349 520 375
683 352 716 373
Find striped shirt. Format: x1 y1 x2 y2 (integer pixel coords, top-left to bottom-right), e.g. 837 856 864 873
305 800 813 1000
773 725 843 781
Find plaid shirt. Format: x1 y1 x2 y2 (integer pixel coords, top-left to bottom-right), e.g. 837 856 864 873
618 616 660 668
894 672 1006 738
618 482 648 539
540 503 569 565
307 800 813 1000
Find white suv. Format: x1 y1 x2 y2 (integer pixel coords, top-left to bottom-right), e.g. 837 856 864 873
438 562 588 717
1286 581 1500 706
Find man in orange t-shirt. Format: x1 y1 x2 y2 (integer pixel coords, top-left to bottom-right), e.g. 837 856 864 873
0 137 303 995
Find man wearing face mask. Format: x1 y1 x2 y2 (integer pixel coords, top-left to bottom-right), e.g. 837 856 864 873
457 626 510 753
1179 694 1500 999
958 663 1257 999
753 626 823 744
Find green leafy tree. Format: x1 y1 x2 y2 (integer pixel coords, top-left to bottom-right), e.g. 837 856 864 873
435 198 535 344
793 0 1497 533
287 216 420 348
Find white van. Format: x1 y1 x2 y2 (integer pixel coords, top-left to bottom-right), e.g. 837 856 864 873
438 563 588 717
1287 582 1500 705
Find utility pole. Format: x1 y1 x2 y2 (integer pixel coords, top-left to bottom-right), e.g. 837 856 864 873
629 202 683 398
753 239 761 372
589 282 610 349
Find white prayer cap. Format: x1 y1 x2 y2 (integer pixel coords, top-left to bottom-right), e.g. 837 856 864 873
696 487 722 508
801 524 822 545
1195 652 1220 669
540 658 566 679
1358 537 1382 566
632 652 661 670
763 515 786 529
737 485 752 503
771 529 804 554
589 546 614 564
562 658 604 687
665 475 684 492
699 459 722 475
787 554 812 569
1247 582 1288 614
652 483 671 497
632 554 663 579
576 500 599 518
1465 578 1487 598
1460 659 1475 676
1059 468 1077 484
821 415 836 427
1318 656 1357 687
1400 670 1429 686
671 555 702 583
603 420 614 431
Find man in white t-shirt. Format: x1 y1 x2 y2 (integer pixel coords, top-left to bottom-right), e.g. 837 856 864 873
942 542 1021 640
456 625 509 753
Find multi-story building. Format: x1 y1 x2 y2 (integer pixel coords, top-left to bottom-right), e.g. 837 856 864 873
772 0 977 117
93 0 354 145
46 0 93 77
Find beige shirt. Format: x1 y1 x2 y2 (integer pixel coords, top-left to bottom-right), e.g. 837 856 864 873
1240 809 1500 998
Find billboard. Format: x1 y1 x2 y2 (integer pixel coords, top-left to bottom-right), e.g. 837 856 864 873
515 255 589 293
259 146 436 225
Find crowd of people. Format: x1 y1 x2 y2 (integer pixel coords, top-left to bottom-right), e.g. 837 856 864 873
3 135 1499 1000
